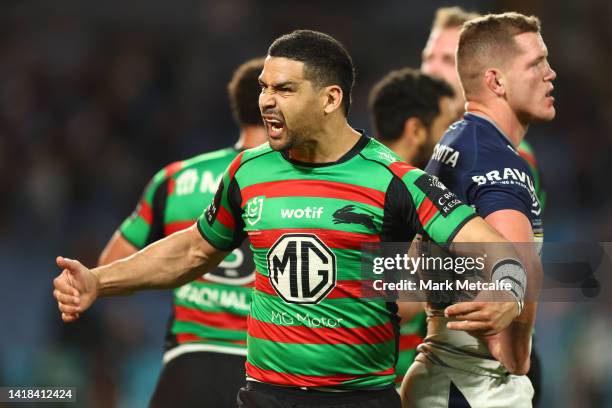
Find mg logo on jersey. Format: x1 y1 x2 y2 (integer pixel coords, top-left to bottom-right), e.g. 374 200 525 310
267 233 336 304
245 196 265 226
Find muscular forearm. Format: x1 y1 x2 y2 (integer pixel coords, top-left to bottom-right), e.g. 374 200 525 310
92 225 227 296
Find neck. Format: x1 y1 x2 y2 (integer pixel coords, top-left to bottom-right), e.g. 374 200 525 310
288 116 361 163
235 125 267 150
465 101 528 147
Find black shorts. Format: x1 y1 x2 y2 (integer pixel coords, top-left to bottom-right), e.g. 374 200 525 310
237 381 401 408
149 351 246 408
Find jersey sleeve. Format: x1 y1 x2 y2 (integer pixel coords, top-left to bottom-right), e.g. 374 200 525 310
462 152 537 221
118 166 169 249
197 155 246 251
388 164 477 245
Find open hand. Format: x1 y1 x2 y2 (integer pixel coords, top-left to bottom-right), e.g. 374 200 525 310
444 291 519 337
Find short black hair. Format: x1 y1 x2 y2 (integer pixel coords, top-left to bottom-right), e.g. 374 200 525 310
268 29 355 116
369 68 454 141
228 57 265 126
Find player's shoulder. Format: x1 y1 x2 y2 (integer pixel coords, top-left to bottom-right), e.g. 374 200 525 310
218 142 276 182
183 147 239 168
359 137 420 179
158 147 239 182
240 142 275 163
455 114 527 170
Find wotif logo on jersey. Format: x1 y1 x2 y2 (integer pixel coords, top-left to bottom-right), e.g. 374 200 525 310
245 196 264 226
280 206 324 219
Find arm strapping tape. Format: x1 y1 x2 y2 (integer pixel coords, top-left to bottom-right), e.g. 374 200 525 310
491 258 526 315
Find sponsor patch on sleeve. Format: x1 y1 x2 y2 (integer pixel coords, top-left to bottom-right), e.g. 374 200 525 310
415 174 462 217
205 179 224 226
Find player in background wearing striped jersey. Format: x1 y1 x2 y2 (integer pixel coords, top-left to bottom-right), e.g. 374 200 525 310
97 58 267 408
368 68 457 387
401 13 554 407
420 7 546 405
54 30 530 408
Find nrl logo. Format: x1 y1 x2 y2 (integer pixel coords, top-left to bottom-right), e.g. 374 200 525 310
245 196 265 226
377 150 397 164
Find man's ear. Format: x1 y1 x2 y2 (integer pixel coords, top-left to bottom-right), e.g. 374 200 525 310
403 117 428 147
322 85 344 114
484 68 506 97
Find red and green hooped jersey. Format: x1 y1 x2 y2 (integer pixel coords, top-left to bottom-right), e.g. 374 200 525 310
517 139 546 210
197 134 477 390
119 147 254 354
395 313 426 385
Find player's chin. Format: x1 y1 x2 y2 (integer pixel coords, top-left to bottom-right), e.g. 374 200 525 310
532 105 556 122
268 136 289 152
540 106 556 121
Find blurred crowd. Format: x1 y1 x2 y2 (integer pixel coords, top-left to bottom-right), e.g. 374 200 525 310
1 0 611 406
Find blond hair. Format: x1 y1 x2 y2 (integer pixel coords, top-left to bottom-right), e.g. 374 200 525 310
457 12 541 97
432 6 481 30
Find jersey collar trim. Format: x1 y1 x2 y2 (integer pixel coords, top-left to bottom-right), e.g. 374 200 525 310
464 112 517 151
280 130 370 168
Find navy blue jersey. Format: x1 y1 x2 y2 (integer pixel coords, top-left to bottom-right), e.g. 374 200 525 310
425 113 543 245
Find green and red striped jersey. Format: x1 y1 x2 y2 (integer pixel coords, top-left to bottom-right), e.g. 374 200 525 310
518 139 546 210
395 313 426 386
119 147 254 356
197 134 477 390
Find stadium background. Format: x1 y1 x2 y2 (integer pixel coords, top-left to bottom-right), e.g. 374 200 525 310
0 0 610 406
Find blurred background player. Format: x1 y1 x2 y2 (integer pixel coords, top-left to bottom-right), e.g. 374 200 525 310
402 12 554 407
421 7 544 404
368 68 456 386
98 58 266 407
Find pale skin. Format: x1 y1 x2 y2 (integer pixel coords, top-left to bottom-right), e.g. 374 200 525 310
421 26 466 118
399 29 555 382
452 31 554 375
54 56 522 340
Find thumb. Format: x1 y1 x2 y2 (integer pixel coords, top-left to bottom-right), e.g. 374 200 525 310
56 256 82 275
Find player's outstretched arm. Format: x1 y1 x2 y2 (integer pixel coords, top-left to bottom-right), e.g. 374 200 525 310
53 224 228 323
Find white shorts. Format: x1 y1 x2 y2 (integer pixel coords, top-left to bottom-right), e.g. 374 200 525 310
400 358 534 408
400 315 534 408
